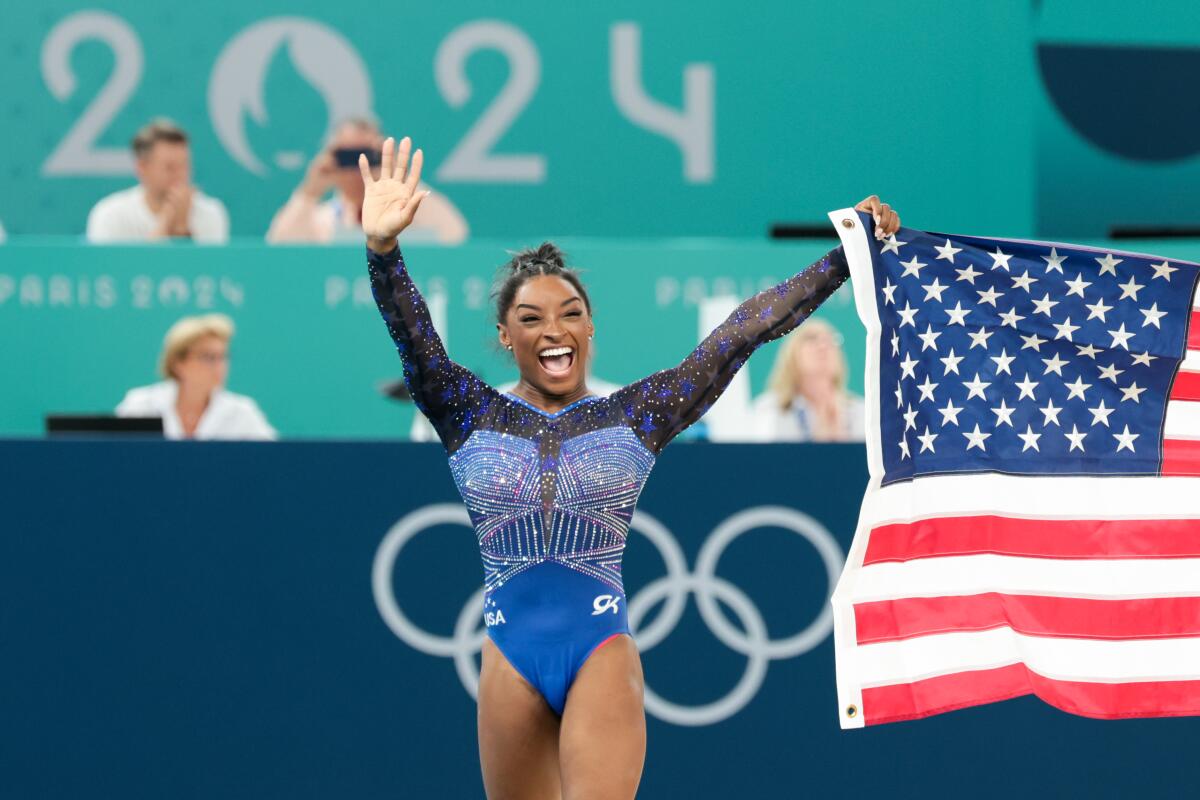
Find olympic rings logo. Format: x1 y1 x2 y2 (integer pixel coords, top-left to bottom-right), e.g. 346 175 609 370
371 504 844 727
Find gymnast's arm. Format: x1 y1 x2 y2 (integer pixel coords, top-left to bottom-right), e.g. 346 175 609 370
363 136 495 449
613 196 900 452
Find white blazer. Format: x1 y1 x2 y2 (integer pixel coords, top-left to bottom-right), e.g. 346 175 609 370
116 380 277 441
86 185 230 244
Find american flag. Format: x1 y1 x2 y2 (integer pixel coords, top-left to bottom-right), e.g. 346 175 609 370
827 208 1200 728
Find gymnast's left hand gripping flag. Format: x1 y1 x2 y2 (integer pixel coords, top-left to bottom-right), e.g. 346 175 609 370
828 208 1200 728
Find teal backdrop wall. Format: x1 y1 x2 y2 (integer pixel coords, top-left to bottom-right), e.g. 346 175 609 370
0 240 864 437
2 2 1034 239
7 3 1200 437
6 236 1200 439
1034 4 1200 236
7 4 1200 240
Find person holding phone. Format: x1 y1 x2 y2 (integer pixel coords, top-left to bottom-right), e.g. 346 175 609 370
266 117 467 245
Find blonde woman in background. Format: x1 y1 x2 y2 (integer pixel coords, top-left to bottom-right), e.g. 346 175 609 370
116 314 276 440
750 318 865 442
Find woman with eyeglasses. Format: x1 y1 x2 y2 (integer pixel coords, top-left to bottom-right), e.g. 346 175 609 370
750 318 866 442
116 313 276 440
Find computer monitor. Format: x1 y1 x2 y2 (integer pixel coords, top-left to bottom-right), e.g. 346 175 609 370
45 415 165 436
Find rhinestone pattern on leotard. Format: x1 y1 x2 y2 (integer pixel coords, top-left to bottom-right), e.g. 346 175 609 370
368 245 849 595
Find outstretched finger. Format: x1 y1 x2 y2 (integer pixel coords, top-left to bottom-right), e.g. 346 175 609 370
380 137 394 179
404 148 424 193
403 190 431 225
394 137 412 181
854 195 881 215
358 153 373 185
884 210 901 235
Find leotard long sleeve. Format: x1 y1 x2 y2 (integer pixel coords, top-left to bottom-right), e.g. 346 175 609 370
367 244 849 714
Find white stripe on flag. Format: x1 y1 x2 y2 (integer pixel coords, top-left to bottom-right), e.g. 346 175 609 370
1165 400 1200 439
856 626 1200 687
1182 352 1200 372
853 554 1200 603
863 473 1200 525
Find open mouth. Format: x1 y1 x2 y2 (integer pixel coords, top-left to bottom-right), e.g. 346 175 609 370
538 346 575 378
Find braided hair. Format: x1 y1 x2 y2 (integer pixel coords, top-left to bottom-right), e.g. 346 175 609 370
492 242 592 322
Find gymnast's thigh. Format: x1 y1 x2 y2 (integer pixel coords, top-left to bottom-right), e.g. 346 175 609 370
558 635 646 800
478 638 563 800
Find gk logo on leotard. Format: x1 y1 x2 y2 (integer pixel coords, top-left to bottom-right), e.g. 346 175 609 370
372 505 843 727
592 595 620 615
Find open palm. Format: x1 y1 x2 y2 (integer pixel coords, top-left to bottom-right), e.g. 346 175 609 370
360 136 428 242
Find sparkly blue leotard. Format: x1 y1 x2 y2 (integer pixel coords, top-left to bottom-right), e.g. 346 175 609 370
368 245 849 714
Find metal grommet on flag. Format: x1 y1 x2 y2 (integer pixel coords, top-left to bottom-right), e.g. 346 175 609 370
841 218 855 229
845 704 857 718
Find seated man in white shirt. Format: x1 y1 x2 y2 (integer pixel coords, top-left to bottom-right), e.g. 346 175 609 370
86 118 230 243
117 313 276 440
267 116 467 245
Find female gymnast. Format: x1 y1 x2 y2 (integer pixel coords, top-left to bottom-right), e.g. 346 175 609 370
362 136 899 799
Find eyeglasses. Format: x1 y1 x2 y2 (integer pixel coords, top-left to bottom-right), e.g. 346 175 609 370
801 331 844 348
187 351 229 364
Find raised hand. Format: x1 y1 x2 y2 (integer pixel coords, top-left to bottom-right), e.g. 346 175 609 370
361 136 429 253
854 195 901 239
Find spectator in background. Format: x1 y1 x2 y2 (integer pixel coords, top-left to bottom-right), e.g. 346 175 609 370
267 117 467 245
0 218 6 243
750 318 865 442
87 119 230 243
116 314 276 440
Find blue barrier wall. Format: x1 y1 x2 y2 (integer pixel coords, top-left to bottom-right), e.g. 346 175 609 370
2 440 1196 798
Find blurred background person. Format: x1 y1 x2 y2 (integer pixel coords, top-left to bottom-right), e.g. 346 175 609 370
750 318 865 442
0 218 6 243
116 314 276 440
267 117 468 245
86 119 230 243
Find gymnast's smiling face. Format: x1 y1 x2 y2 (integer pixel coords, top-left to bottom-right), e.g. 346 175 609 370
498 275 595 398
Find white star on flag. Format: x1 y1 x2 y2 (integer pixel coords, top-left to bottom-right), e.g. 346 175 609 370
939 349 964 375
1096 253 1122 275
1018 424 1042 451
934 239 962 262
963 424 991 451
1042 247 1066 272
1140 303 1166 328
900 256 927 278
1113 425 1139 452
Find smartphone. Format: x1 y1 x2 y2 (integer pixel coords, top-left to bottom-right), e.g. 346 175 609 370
334 147 380 168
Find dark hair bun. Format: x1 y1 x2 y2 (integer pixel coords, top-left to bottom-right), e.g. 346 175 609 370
508 241 566 275
493 241 591 322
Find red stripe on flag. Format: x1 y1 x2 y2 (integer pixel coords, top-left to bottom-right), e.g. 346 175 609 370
862 664 1029 725
855 594 1200 645
1163 438 1200 476
861 665 1200 725
1189 312 1200 351
1172 370 1200 401
863 515 1200 564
